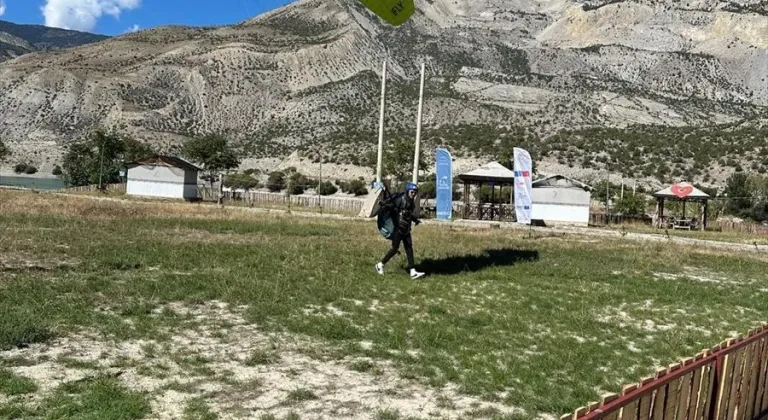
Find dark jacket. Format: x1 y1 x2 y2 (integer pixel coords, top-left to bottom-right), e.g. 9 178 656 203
380 192 420 234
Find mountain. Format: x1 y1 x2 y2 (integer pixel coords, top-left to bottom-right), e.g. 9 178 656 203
0 0 766 187
0 20 109 62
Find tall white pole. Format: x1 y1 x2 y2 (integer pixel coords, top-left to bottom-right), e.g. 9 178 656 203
412 62 425 184
376 60 387 185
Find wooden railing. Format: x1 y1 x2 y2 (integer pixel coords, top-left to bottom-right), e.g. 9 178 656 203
563 325 768 420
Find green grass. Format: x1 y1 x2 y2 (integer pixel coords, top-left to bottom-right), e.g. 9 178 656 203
601 223 768 245
0 369 38 396
183 397 218 420
26 375 150 419
245 348 280 366
284 389 318 404
2 191 768 417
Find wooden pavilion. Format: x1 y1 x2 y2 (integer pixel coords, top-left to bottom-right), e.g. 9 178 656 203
653 182 711 230
457 161 516 221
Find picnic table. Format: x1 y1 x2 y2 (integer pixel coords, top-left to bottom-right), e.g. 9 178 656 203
670 218 697 230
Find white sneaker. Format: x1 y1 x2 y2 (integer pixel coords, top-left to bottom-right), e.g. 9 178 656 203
375 262 384 275
410 268 425 279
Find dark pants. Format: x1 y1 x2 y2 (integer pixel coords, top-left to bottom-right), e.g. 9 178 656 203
382 229 414 269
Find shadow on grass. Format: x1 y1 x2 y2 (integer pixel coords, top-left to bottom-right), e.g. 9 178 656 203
418 248 539 275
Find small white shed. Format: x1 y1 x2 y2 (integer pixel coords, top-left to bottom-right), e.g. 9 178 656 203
125 155 201 200
531 175 593 226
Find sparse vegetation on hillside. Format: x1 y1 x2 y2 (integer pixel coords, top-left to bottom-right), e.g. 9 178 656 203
0 139 9 164
545 123 768 183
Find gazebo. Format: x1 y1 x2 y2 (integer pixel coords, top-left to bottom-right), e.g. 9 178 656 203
653 182 711 230
457 161 516 221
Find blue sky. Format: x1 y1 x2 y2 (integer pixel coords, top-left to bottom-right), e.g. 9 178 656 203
0 0 296 35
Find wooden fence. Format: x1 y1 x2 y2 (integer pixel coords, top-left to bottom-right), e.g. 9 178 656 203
716 221 768 236
202 189 366 214
563 325 768 420
590 213 654 226
58 183 126 193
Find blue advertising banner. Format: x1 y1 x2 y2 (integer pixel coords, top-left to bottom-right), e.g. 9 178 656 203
435 148 453 221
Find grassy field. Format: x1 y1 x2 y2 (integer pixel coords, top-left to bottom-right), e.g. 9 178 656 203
599 222 768 246
1 191 768 420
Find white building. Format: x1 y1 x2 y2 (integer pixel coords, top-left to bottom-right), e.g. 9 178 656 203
125 155 201 200
531 175 593 226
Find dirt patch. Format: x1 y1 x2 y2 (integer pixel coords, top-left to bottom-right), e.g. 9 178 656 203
150 227 268 245
0 252 78 273
652 266 743 285
0 301 526 419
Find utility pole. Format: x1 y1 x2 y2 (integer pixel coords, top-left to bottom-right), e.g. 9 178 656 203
376 59 387 186
621 176 624 200
412 62 426 184
98 136 106 191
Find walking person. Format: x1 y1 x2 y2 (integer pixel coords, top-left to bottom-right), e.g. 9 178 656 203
375 182 426 279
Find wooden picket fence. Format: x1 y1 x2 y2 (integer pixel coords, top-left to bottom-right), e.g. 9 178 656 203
200 189 366 215
564 325 768 420
716 221 768 236
58 183 126 193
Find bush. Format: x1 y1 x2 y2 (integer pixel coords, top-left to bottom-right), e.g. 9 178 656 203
752 201 768 223
52 165 63 176
288 183 305 195
24 166 37 175
267 171 286 192
317 181 338 196
13 163 27 174
348 179 368 196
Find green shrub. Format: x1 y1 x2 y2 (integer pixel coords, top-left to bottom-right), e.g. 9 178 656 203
267 171 286 192
317 181 338 196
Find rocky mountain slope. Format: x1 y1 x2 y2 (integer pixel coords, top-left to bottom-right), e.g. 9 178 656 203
0 20 109 62
0 0 766 186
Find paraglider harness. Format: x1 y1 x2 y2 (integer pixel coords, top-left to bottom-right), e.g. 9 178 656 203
375 183 419 240
376 185 398 240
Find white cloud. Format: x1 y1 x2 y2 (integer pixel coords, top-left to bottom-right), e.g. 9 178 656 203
0 1 6 18
125 24 140 33
41 0 141 32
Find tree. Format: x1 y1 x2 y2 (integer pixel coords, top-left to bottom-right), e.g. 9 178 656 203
613 192 648 216
182 134 240 188
61 128 155 187
723 172 752 218
52 165 63 176
366 138 427 190
223 173 260 191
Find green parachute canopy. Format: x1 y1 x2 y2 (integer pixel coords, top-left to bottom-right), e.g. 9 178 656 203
359 0 415 26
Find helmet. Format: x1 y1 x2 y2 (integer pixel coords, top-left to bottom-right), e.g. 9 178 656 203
406 182 419 192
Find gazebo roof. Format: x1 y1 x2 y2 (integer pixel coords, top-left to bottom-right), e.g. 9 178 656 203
653 182 710 200
457 161 516 183
532 174 593 191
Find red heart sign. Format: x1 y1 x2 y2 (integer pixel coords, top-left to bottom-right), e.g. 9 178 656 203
671 184 694 198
